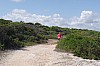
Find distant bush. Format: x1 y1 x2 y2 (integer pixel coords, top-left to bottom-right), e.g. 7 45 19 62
13 38 25 49
0 19 50 50
46 34 57 39
56 33 100 60
26 36 35 42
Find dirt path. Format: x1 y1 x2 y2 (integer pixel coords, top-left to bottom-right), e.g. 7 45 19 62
0 39 100 66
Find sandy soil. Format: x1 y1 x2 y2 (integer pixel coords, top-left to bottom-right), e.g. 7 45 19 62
0 39 100 66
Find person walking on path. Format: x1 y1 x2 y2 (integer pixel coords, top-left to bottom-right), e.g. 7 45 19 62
57 32 62 40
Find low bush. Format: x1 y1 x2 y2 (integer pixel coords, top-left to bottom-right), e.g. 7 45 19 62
56 33 100 60
13 38 25 49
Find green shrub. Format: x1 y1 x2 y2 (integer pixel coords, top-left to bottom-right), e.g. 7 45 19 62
0 43 4 50
27 36 35 42
13 38 25 49
46 34 57 39
24 42 35 46
56 33 100 60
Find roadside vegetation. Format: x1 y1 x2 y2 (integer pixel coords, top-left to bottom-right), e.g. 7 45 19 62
0 19 100 60
0 19 48 50
56 29 100 60
0 19 67 50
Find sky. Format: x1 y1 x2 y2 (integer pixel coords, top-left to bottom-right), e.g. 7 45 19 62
0 0 100 31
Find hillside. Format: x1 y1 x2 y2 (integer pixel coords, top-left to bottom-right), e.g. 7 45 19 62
0 19 100 60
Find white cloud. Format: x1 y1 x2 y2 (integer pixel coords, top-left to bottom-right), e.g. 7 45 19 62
11 0 23 3
70 11 94 25
2 9 100 31
2 9 66 26
69 11 100 31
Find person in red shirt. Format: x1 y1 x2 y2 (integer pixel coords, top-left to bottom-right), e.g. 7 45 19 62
57 32 62 40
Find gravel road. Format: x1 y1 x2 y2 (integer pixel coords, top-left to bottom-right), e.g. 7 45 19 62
0 39 100 66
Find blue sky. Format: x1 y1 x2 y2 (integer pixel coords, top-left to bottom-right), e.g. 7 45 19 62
0 0 100 31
